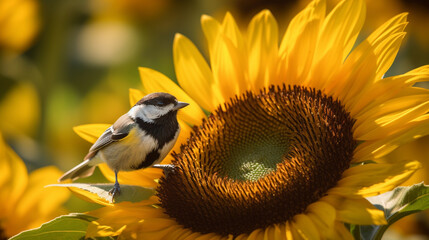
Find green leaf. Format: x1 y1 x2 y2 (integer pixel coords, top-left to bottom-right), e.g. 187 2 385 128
347 223 362 240
357 182 429 240
49 183 155 204
10 213 114 240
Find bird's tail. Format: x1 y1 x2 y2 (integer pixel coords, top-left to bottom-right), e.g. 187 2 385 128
58 159 96 182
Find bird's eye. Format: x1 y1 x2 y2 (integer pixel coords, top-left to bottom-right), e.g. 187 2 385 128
155 101 165 106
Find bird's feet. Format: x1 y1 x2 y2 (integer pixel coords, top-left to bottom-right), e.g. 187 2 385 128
108 183 121 200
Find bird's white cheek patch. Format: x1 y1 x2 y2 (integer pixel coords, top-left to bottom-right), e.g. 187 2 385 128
141 104 175 120
129 105 153 123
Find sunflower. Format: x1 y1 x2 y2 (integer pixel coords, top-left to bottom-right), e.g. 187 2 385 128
73 0 429 238
0 0 40 54
0 133 70 238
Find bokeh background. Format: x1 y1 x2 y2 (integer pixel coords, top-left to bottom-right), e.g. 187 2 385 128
1 0 428 238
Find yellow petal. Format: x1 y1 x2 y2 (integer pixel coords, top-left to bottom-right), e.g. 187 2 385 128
174 33 222 112
354 114 429 160
247 10 278 91
354 93 429 140
139 67 206 126
222 12 245 50
86 220 126 237
322 195 386 225
305 201 336 238
279 0 325 55
16 166 69 214
349 64 429 116
137 225 181 240
367 13 408 52
73 124 111 143
330 13 407 104
285 221 301 240
11 166 70 232
309 0 365 89
346 33 406 103
278 0 325 86
246 228 264 240
190 232 220 240
210 33 246 100
129 88 145 107
329 161 420 197
202 12 249 99
321 0 366 60
235 233 248 240
263 224 284 240
182 232 204 240
291 214 320 240
86 202 163 238
201 14 222 57
99 163 161 189
170 119 192 155
222 12 250 94
358 161 421 197
170 231 192 240
0 135 28 212
137 217 177 231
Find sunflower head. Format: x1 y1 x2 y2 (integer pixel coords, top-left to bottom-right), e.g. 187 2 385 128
157 84 356 236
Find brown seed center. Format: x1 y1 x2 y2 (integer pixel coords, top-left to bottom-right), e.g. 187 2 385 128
157 85 356 236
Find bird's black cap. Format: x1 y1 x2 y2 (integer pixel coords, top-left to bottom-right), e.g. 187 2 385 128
136 92 177 107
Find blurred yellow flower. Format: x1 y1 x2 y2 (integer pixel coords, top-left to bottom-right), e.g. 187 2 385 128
0 133 70 238
70 0 429 239
90 0 171 22
0 82 40 138
0 0 40 54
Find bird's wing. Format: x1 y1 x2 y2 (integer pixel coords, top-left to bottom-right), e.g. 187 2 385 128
84 114 136 160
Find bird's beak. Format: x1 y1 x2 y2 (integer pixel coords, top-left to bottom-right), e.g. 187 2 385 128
174 101 189 110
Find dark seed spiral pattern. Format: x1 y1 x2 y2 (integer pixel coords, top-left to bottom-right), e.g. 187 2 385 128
157 85 356 236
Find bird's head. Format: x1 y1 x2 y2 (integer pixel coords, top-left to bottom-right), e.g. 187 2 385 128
129 92 189 123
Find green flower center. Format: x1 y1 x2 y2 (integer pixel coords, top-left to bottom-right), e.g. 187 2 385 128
219 121 289 182
157 85 356 237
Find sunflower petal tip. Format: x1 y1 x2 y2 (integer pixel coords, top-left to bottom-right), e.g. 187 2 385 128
408 160 422 170
138 67 156 77
174 33 183 40
201 14 213 23
137 66 146 72
260 9 272 15
72 125 82 134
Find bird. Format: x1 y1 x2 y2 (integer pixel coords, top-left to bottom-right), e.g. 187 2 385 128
58 92 189 198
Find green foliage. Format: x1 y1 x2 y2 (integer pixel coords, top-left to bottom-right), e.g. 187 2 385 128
351 183 429 240
10 214 115 240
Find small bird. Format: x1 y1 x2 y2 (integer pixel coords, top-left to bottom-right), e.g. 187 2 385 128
58 92 189 198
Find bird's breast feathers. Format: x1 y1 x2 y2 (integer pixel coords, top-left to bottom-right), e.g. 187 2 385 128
98 128 158 171
97 126 180 171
